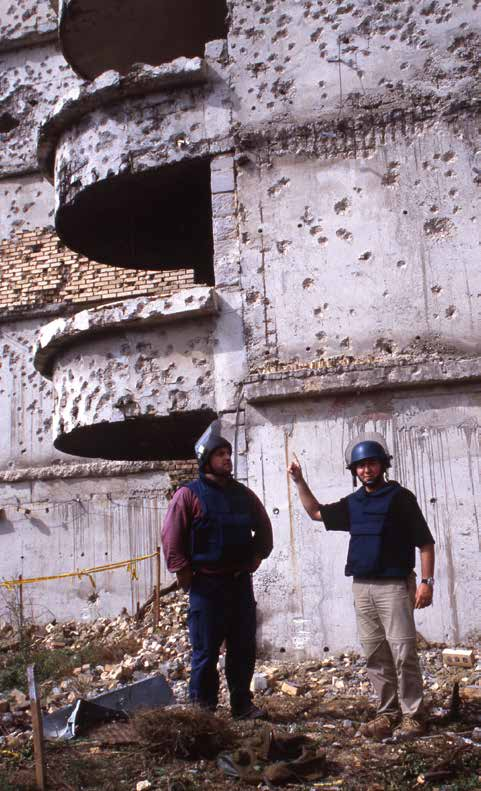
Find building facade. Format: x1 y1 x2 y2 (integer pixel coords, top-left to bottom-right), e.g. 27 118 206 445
0 0 479 655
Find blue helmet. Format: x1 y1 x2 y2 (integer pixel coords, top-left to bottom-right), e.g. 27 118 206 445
348 440 392 470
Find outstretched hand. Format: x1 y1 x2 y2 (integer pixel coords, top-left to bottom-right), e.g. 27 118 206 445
288 458 304 484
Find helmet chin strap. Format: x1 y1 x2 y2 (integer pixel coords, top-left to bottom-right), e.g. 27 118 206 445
354 467 389 490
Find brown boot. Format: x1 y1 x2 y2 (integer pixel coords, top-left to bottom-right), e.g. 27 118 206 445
393 715 426 739
358 713 398 740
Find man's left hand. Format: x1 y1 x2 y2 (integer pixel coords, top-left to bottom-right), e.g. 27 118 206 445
415 583 433 609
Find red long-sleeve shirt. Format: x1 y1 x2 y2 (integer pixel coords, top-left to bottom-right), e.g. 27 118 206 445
161 480 273 575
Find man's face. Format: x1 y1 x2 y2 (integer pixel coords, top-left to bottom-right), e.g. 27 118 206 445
206 446 233 477
355 458 383 488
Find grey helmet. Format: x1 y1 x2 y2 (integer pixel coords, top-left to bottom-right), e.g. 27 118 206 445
195 419 232 471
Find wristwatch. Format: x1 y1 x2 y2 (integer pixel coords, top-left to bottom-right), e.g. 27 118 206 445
421 577 435 587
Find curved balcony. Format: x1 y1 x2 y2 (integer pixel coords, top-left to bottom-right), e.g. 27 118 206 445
34 288 219 460
58 0 228 80
37 58 231 284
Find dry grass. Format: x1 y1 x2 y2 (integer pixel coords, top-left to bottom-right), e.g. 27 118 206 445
132 706 236 759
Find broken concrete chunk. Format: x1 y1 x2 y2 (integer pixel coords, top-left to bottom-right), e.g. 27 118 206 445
250 673 268 692
459 685 481 702
9 689 28 709
280 681 304 697
442 648 475 668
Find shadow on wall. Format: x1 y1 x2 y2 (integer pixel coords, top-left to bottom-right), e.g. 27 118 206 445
54 410 218 461
60 0 228 79
56 160 216 286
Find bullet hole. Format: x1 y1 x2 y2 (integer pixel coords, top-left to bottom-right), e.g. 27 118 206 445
445 305 456 318
297 223 303 228
336 228 353 242
323 646 330 652
402 210 408 215
268 176 290 196
0 112 19 133
305 346 311 351
375 337 394 354
258 227 263 233
340 337 350 349
277 240 292 254
431 284 442 294
430 497 437 504
279 647 286 653
302 277 314 289
334 197 350 214
317 236 328 245
382 164 400 186
424 217 455 239
358 251 372 262
273 507 280 515
397 260 406 268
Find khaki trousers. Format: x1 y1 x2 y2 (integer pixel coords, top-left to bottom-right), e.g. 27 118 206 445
352 574 424 717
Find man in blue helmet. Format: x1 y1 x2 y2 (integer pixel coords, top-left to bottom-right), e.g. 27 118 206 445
162 420 273 719
288 434 435 740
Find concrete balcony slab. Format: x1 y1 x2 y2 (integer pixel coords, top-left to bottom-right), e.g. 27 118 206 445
34 288 220 460
37 56 232 281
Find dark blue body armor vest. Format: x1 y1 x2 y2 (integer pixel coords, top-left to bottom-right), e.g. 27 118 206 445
345 482 405 577
187 477 256 568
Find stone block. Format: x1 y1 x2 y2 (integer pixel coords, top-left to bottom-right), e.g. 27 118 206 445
442 648 475 668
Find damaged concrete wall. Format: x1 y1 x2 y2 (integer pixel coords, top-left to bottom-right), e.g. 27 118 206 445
226 0 480 653
0 2 214 623
237 118 480 369
247 386 481 654
0 0 56 50
0 468 194 622
1 0 479 651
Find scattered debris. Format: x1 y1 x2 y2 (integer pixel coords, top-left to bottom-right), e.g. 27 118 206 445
280 681 305 697
459 686 481 702
0 595 479 789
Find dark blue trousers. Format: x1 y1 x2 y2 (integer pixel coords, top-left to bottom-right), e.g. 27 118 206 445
188 572 256 714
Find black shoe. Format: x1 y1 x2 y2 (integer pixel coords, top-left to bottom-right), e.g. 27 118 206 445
232 703 268 721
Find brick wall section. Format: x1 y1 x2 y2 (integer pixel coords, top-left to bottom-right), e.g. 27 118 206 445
0 228 196 317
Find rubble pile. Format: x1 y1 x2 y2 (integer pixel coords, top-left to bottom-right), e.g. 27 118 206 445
0 593 479 789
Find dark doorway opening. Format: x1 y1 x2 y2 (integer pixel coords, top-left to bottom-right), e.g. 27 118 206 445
56 159 215 285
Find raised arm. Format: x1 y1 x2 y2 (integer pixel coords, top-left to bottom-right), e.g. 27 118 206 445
288 458 323 522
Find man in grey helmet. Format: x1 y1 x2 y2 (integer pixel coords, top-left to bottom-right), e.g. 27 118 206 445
288 434 435 740
162 420 273 719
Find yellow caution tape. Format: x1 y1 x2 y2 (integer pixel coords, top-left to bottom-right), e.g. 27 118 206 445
0 749 22 760
0 551 158 589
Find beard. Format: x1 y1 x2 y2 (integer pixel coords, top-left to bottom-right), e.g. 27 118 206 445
359 470 386 488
